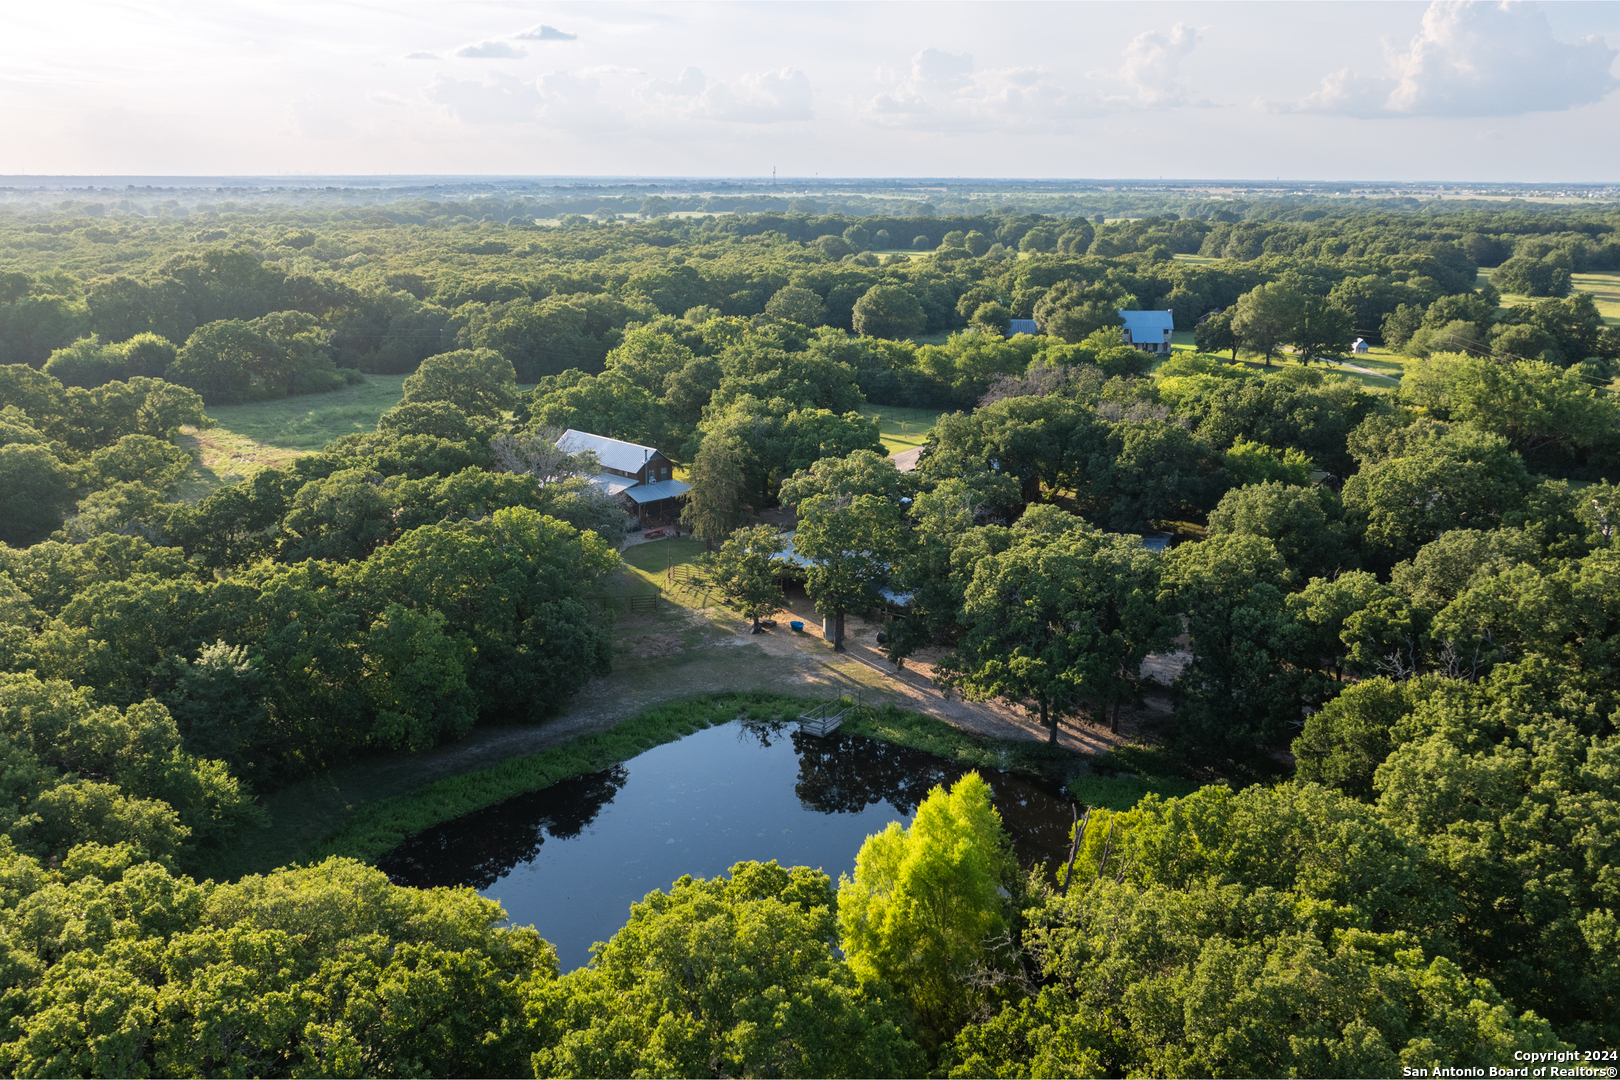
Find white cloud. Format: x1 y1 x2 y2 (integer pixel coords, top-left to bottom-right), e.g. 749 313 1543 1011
1110 23 1208 107
863 27 1212 133
515 25 577 42
424 70 630 133
640 66 813 123
424 72 542 124
455 41 527 60
1285 0 1620 117
405 52 438 61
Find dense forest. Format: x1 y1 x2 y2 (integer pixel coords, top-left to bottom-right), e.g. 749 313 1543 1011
0 189 1617 1076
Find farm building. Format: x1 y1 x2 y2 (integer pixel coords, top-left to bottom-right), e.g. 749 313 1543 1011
1118 310 1174 354
555 428 691 523
1352 338 1370 354
1004 318 1040 337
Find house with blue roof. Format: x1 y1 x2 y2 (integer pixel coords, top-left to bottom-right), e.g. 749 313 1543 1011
1119 310 1175 354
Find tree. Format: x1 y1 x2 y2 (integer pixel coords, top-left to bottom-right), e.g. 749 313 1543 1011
1230 283 1303 366
1288 294 1354 364
400 348 518 417
1207 480 1352 582
1032 281 1127 344
681 434 752 547
706 525 788 632
765 286 826 327
852 285 925 340
792 490 906 650
1193 308 1239 359
939 510 1173 739
0 443 75 546
950 783 1569 1078
167 319 280 404
838 773 1015 1045
530 861 922 1078
1342 427 1533 569
1160 533 1310 762
42 335 124 388
970 301 1011 336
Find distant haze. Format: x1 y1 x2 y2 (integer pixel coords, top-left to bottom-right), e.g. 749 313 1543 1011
4 1 1619 181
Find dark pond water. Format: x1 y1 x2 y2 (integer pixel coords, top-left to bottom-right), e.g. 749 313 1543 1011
378 721 1077 969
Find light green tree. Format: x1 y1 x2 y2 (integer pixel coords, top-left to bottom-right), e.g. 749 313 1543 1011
530 861 922 1078
838 773 1015 1045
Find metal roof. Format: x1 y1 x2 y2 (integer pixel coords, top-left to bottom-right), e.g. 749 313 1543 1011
1118 310 1174 337
555 428 661 475
623 478 692 504
586 472 636 497
1006 318 1040 336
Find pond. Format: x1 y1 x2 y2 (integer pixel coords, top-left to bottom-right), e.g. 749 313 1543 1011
378 720 1078 969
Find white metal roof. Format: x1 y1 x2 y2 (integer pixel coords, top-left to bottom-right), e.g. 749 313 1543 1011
586 472 636 497
1118 310 1174 338
555 428 661 474
624 478 692 504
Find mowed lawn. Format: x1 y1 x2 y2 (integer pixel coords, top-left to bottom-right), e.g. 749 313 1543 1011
177 374 410 498
861 405 945 453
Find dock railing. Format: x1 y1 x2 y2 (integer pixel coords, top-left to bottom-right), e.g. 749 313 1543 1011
797 696 855 737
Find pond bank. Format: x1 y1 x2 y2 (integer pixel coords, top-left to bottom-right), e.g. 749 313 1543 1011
217 693 1087 880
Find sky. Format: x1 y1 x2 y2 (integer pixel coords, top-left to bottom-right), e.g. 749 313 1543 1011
3 1 1619 182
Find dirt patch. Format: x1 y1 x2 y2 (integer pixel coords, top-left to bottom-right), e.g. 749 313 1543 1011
620 632 685 658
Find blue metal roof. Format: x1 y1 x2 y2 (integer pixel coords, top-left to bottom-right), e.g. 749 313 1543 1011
1119 310 1174 334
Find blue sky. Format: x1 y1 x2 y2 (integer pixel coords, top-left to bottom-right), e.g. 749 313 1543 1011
4 1 1618 180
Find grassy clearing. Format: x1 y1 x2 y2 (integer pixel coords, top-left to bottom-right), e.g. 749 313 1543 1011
205 374 410 450
1572 270 1620 325
1483 267 1620 326
861 405 945 453
176 375 410 499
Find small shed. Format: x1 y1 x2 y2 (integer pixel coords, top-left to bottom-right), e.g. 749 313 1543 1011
1352 338 1370 354
1118 310 1174 354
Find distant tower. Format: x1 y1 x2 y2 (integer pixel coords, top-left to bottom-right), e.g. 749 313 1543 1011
772 166 777 186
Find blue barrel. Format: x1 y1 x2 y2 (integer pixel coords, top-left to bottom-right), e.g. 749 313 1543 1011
790 620 805 632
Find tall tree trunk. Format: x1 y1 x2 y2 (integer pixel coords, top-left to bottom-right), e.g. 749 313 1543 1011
1041 699 1055 744
1109 700 1120 734
833 609 845 651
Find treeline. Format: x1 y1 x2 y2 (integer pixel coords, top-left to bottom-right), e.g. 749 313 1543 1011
2 203 1617 409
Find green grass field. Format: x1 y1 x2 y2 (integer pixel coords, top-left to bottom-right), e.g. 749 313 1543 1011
177 374 410 498
861 405 945 453
1482 267 1620 326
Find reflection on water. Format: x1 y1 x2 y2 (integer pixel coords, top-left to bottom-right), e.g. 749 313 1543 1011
379 721 1075 969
